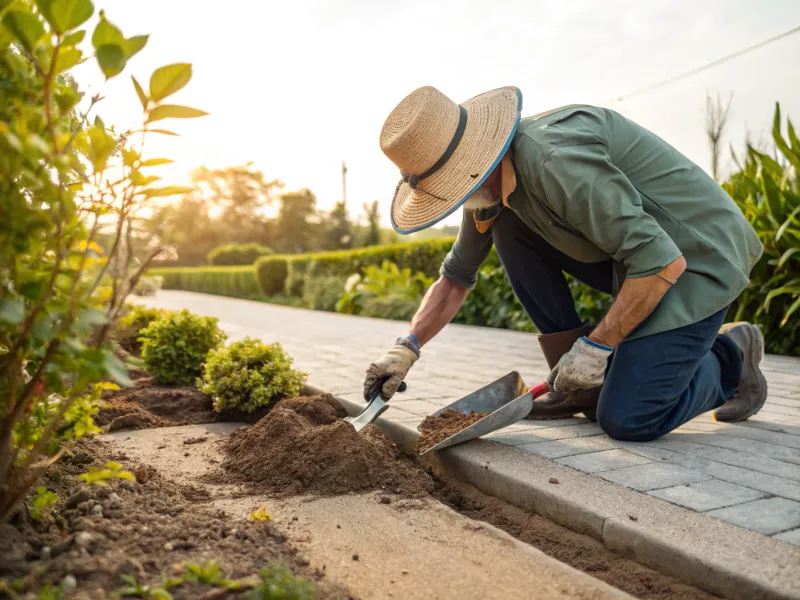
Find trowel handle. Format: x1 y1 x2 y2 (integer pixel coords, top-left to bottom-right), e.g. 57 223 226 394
369 377 408 402
528 382 549 399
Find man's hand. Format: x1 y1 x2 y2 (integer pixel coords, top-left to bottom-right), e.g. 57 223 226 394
364 346 418 401
547 337 612 393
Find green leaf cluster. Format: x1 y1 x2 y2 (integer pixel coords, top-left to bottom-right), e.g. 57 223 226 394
139 310 226 385
724 103 800 355
335 260 433 319
200 337 306 414
208 242 274 266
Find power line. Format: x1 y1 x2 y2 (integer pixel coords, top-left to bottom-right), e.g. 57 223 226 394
601 24 800 104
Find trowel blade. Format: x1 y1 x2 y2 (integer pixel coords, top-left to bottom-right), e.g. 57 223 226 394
345 396 390 432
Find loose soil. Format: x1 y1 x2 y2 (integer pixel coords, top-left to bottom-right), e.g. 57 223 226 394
95 370 216 432
217 394 433 497
416 409 490 453
434 478 718 600
0 437 350 600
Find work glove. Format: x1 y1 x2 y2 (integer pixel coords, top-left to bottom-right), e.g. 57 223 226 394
547 337 612 393
364 345 418 401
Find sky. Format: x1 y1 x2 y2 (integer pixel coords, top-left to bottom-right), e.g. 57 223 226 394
73 0 800 227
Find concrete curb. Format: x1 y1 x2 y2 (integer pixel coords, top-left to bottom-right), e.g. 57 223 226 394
311 386 800 600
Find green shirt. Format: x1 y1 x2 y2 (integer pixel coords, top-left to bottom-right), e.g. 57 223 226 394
441 105 763 340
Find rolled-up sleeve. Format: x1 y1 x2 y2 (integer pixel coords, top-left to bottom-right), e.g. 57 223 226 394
537 144 682 278
440 209 493 289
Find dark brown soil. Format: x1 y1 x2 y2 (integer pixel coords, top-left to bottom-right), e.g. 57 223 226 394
416 409 490 453
1 438 351 600
434 478 719 600
217 395 433 497
95 372 216 432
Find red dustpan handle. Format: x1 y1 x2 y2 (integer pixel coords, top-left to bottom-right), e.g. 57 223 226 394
528 382 549 399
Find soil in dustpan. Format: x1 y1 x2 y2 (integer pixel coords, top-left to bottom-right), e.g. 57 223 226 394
416 409 490 453
217 394 434 497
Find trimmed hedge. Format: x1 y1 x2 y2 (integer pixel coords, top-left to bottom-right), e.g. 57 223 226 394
208 242 273 266
256 255 289 296
150 265 261 299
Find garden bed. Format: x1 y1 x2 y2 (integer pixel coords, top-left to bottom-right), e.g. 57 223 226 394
2 377 721 599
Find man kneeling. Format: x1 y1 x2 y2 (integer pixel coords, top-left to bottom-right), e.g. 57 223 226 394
363 86 766 442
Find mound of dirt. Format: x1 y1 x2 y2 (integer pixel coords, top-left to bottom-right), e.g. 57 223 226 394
416 410 490 453
219 396 433 497
277 394 348 425
95 385 216 432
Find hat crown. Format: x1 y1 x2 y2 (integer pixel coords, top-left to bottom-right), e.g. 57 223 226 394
380 86 461 177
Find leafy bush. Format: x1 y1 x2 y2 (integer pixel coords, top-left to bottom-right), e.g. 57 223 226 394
140 310 226 385
200 338 306 414
454 265 537 332
114 304 172 354
247 563 314 600
336 261 433 318
132 275 163 297
724 103 800 356
361 295 420 321
208 242 273 266
0 2 205 520
151 266 261 299
303 275 347 311
285 256 312 297
256 256 289 296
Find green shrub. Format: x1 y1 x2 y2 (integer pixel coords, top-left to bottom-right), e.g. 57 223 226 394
140 310 227 385
724 103 800 356
256 256 290 296
208 242 273 266
336 261 433 317
361 295 419 321
285 256 312 297
303 276 348 311
0 1 205 521
151 266 261 299
247 563 314 600
114 304 173 354
200 338 306 414
132 275 163 297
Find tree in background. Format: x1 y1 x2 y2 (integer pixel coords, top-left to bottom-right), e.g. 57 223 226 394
324 201 352 250
274 189 319 253
362 201 381 247
705 92 733 181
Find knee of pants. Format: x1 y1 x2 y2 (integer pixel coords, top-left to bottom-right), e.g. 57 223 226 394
596 401 662 443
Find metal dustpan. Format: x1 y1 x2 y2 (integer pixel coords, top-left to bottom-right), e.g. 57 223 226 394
417 371 549 455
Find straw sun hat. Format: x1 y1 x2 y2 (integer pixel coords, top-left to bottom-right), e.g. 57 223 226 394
380 86 522 233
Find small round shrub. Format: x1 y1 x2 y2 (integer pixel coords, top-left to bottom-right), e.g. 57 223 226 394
114 304 173 354
139 310 227 385
256 256 289 296
200 337 306 414
208 242 273 266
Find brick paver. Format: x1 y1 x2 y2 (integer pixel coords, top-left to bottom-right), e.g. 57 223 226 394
140 291 800 545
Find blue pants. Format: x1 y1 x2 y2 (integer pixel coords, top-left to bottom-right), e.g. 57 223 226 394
492 209 742 441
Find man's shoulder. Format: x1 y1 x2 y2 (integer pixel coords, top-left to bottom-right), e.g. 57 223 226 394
516 105 606 146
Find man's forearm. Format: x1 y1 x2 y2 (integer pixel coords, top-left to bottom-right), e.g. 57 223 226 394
589 256 687 349
409 277 469 347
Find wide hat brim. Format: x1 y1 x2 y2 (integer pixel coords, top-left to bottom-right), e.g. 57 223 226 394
390 86 522 234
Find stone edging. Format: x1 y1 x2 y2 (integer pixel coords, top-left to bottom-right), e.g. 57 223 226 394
307 386 800 600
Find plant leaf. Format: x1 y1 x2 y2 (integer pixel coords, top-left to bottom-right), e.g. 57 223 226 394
91 10 123 47
62 29 85 45
148 128 180 136
777 247 800 270
53 46 82 75
147 104 208 123
781 296 800 327
95 43 125 79
0 298 25 324
142 186 194 198
140 158 173 167
2 11 46 52
149 63 192 102
104 352 133 387
132 75 148 110
772 102 800 172
45 0 93 35
123 34 148 59
78 307 111 327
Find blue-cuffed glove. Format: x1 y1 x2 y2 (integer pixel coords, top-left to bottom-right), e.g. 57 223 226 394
547 337 612 393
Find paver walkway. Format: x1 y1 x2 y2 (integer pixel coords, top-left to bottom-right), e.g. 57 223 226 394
141 291 800 546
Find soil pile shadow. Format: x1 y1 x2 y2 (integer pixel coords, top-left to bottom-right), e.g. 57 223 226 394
95 373 216 432
416 409 490 453
219 394 433 497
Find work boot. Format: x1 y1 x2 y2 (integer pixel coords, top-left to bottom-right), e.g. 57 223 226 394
714 322 768 422
527 324 601 422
